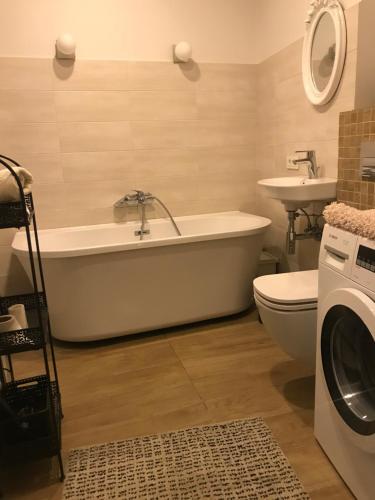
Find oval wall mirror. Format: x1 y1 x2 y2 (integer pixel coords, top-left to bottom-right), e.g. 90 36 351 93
302 0 347 106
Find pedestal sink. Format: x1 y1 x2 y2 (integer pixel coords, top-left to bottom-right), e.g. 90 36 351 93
258 176 337 210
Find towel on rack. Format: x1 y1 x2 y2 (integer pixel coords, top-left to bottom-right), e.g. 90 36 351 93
0 166 33 203
323 202 375 240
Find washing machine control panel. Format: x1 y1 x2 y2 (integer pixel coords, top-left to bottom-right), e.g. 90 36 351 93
352 238 375 291
356 245 375 273
320 225 358 277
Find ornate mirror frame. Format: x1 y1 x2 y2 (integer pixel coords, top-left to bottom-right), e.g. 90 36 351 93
302 0 347 106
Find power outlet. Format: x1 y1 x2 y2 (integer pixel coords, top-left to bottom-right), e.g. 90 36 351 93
287 155 299 170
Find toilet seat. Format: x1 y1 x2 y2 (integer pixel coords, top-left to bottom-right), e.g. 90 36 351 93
253 269 318 309
254 290 317 311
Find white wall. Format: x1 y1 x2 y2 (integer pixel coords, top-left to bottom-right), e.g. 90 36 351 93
254 0 362 62
0 0 259 64
0 0 364 64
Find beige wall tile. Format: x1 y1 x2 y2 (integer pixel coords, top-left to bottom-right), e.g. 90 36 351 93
197 91 255 119
54 206 120 228
32 207 77 230
59 122 132 152
188 120 256 148
16 153 63 183
0 123 59 154
55 91 130 122
64 180 129 210
197 63 256 91
62 151 135 182
194 146 255 174
199 178 256 207
32 183 66 213
334 49 358 102
346 4 359 53
0 91 56 122
0 58 52 90
128 62 257 93
130 121 188 149
129 91 197 120
167 197 257 217
52 60 128 90
136 173 202 205
134 149 198 178
128 62 194 90
258 39 303 88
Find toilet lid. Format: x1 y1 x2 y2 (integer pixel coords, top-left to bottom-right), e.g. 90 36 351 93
253 270 318 305
254 290 317 311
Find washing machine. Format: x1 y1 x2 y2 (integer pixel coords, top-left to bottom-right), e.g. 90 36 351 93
315 225 375 499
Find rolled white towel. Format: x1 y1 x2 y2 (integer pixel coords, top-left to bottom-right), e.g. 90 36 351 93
0 166 33 203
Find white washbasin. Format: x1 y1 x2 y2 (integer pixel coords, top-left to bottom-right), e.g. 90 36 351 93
258 176 337 210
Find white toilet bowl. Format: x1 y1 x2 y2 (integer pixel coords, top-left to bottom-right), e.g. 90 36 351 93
253 270 318 370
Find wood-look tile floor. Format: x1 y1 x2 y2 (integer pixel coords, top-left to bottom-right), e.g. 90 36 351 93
1 309 353 499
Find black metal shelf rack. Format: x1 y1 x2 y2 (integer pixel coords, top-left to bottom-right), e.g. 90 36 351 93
0 155 64 483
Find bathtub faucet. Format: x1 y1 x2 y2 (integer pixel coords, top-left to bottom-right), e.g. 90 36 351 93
114 190 153 208
114 190 182 238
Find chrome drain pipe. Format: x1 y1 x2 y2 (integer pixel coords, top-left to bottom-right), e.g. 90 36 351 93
286 210 323 255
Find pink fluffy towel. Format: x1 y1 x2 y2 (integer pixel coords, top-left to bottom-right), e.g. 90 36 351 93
323 202 375 240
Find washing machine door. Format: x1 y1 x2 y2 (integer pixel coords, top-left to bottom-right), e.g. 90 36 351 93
320 288 375 436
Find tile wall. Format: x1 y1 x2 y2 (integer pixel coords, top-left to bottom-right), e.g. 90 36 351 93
0 59 257 228
0 4 366 291
0 59 257 293
255 5 359 271
338 107 375 209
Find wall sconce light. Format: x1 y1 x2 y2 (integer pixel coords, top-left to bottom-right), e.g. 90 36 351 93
56 33 76 60
173 41 192 63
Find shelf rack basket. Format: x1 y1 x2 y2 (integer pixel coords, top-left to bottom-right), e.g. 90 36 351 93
0 154 64 484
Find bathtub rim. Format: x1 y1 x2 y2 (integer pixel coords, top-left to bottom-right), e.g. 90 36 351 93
12 210 271 259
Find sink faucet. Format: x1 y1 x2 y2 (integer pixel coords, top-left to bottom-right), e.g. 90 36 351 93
292 151 319 179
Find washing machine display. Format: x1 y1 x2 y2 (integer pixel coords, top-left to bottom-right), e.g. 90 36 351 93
321 304 375 436
356 245 375 273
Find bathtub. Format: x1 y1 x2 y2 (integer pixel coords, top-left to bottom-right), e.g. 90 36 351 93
12 211 271 341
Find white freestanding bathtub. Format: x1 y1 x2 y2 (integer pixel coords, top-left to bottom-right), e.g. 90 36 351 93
12 211 271 341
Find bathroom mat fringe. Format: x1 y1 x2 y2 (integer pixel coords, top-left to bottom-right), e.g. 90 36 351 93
63 417 309 499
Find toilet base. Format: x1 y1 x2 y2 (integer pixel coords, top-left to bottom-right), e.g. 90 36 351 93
255 297 317 370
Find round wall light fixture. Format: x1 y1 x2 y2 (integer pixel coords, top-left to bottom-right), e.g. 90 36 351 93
56 33 76 60
173 41 192 63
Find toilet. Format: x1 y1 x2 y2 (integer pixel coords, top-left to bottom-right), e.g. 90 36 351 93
253 270 318 370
